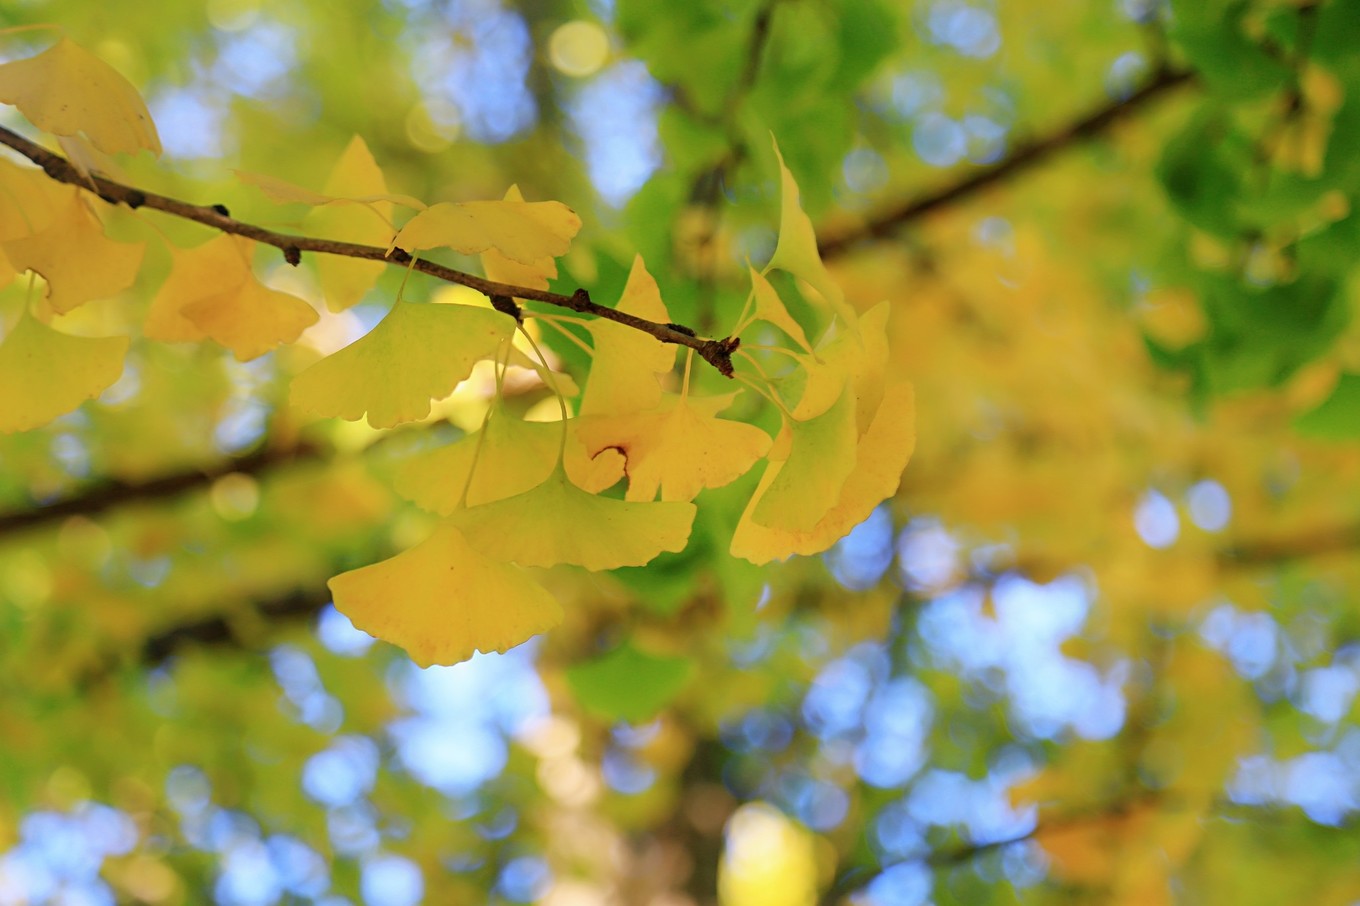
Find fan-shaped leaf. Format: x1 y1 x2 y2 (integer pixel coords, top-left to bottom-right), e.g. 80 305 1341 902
393 199 581 264
0 37 160 156
456 465 696 570
578 391 771 502
0 311 127 433
291 300 514 428
732 378 915 564
328 523 562 667
3 190 143 313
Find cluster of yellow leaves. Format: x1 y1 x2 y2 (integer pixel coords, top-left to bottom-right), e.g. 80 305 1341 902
326 143 914 667
0 35 916 668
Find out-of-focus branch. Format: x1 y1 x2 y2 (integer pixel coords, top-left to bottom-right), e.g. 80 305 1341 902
818 67 1197 258
0 442 325 539
1219 524 1360 567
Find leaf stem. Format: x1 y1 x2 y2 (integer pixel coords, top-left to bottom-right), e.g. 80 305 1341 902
532 314 596 358
518 324 570 466
455 341 509 510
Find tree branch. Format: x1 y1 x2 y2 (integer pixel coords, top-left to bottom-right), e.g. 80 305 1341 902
818 67 1197 258
0 441 324 539
1219 523 1360 567
0 125 739 377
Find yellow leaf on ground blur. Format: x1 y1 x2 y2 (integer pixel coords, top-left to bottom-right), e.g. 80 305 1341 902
580 255 674 416
290 300 514 428
764 137 852 323
456 465 695 570
393 198 581 264
2 190 143 313
578 391 771 502
732 379 915 563
0 310 127 433
328 522 562 667
0 36 160 156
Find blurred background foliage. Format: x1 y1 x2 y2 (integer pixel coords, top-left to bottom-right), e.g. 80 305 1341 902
3 0 1360 903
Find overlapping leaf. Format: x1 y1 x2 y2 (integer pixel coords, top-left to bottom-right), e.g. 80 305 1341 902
0 310 128 433
308 136 401 312
0 36 160 156
143 234 316 359
291 300 514 428
578 391 771 502
3 189 143 313
764 137 854 323
0 159 62 241
751 385 859 532
480 185 561 291
455 465 696 570
580 255 674 416
393 198 581 264
393 404 623 514
731 378 915 563
328 523 562 667
747 265 813 353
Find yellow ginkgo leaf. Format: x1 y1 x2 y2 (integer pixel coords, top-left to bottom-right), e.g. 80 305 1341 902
456 464 696 570
291 301 514 428
234 167 426 210
764 137 855 323
752 386 858 532
480 185 560 290
578 392 771 502
2 189 144 313
0 158 62 241
308 136 399 312
731 378 915 564
779 301 887 424
393 198 581 264
328 522 562 667
0 36 160 156
747 265 813 353
144 233 249 344
181 277 320 362
395 407 623 514
0 310 128 433
580 255 674 416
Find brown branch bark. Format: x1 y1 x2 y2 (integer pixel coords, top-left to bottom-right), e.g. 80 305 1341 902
818 67 1198 258
0 441 324 539
1219 523 1360 567
0 125 739 377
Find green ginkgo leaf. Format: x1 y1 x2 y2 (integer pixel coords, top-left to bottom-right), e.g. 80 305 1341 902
566 641 694 722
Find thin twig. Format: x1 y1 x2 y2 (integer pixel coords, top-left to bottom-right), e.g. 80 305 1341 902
0 125 740 376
